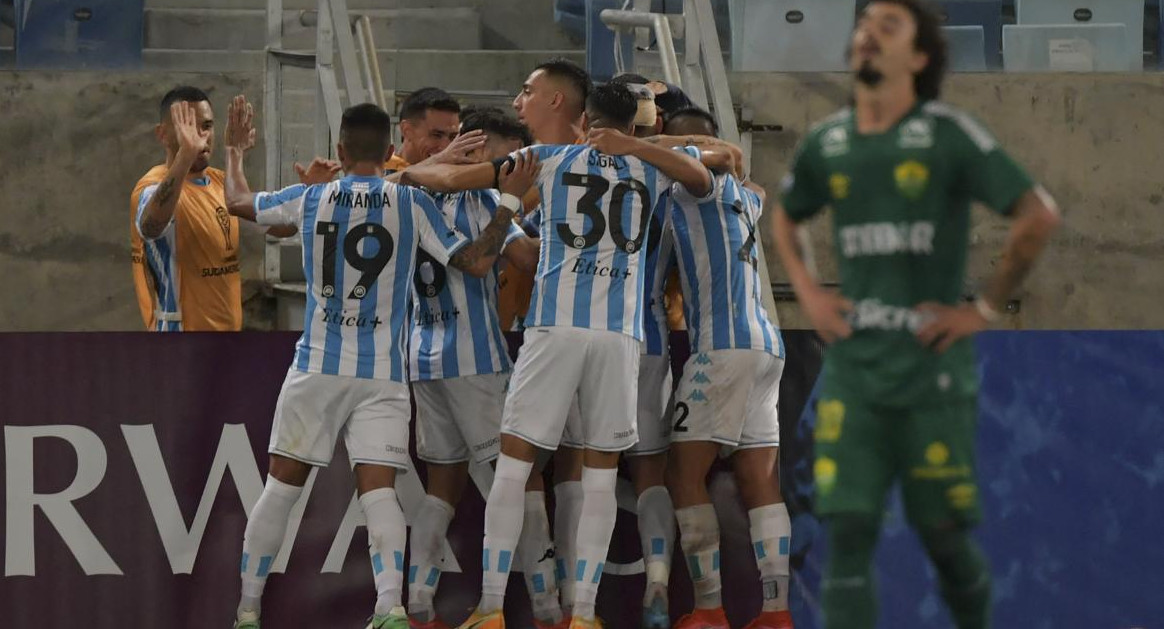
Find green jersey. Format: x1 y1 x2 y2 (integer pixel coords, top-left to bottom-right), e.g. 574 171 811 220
781 101 1033 405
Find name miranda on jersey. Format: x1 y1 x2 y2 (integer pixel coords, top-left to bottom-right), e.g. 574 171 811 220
571 257 633 279
328 189 392 209
321 307 383 328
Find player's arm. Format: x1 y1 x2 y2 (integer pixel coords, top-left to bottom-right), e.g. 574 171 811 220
773 139 851 343
502 234 540 274
139 102 207 240
447 153 541 277
981 188 1060 312
399 161 498 193
223 95 337 227
646 134 746 176
589 129 712 198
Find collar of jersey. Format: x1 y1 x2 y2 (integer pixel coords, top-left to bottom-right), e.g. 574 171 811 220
851 100 925 138
344 174 383 181
189 175 210 186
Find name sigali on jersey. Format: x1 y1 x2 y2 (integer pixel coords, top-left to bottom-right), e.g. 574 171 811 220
840 221 934 258
571 257 633 279
328 189 392 209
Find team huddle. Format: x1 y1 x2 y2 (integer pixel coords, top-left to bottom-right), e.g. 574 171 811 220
130 2 1061 629
214 59 791 629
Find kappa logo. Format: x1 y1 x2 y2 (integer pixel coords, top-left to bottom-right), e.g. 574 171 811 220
691 372 711 384
693 353 713 366
687 390 708 403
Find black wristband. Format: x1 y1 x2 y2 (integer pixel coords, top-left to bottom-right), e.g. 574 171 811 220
491 156 516 189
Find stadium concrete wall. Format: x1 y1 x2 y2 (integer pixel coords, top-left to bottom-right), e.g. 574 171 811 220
1 71 1162 331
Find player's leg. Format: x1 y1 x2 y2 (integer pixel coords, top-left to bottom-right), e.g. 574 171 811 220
731 353 793 629
464 327 582 627
625 353 676 628
235 370 338 627
668 350 756 629
569 329 643 627
346 379 416 628
553 408 585 618
900 398 990 629
814 391 895 629
410 378 472 626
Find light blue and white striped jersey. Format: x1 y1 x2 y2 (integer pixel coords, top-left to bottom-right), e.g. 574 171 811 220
409 189 526 381
670 173 784 357
519 144 701 341
253 175 470 382
640 196 675 356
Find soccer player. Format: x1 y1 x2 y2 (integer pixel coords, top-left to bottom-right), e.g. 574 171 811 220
507 57 592 621
658 107 792 629
403 106 556 629
385 87 480 172
221 101 539 629
403 81 733 629
772 2 1061 628
130 86 299 332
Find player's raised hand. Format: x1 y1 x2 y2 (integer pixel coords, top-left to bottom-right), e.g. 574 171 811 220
225 95 256 152
587 128 639 155
294 157 342 185
914 302 988 354
171 101 209 158
801 286 853 344
498 151 540 199
430 129 488 165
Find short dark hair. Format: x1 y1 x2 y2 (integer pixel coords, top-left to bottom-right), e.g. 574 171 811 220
862 0 947 101
534 57 592 115
340 103 392 162
586 82 638 130
610 72 650 86
159 86 210 120
663 106 719 136
399 87 461 121
461 105 533 147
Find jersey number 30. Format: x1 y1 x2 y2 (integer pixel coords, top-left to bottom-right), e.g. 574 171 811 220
557 173 652 253
317 221 394 300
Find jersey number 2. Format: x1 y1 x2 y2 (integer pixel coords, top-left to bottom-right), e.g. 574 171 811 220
317 221 395 299
557 173 653 253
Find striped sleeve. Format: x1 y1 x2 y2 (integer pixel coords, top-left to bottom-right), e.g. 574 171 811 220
135 184 175 241
413 189 470 265
253 183 308 225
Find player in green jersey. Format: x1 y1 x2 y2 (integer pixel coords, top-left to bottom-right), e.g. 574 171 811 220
771 1 1061 628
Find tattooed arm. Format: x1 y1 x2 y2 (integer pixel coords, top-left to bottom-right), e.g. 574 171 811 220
139 102 207 240
447 152 541 278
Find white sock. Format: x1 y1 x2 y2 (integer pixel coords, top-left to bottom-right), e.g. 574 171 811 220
553 480 584 614
518 491 563 625
676 503 722 610
637 485 676 598
749 502 792 612
238 476 303 617
481 455 533 613
407 495 455 621
572 467 618 620
360 487 407 615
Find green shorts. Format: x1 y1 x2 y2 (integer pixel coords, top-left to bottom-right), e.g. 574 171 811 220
813 384 982 527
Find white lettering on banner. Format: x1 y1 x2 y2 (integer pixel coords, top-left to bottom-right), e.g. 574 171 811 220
4 423 645 578
4 426 123 576
124 424 264 574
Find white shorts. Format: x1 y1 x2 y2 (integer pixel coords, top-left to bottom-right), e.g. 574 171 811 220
560 396 584 449
626 353 674 456
269 368 411 470
503 327 641 452
672 349 783 451
413 372 507 465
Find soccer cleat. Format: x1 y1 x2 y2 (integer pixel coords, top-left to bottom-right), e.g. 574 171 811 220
410 618 451 629
641 586 669 629
456 609 505 629
533 618 570 629
232 610 260 629
366 607 410 629
742 610 794 629
567 616 603 629
671 607 730 629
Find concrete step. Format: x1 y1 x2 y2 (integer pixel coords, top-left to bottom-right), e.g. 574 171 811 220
143 0 580 51
144 8 481 51
143 48 584 93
